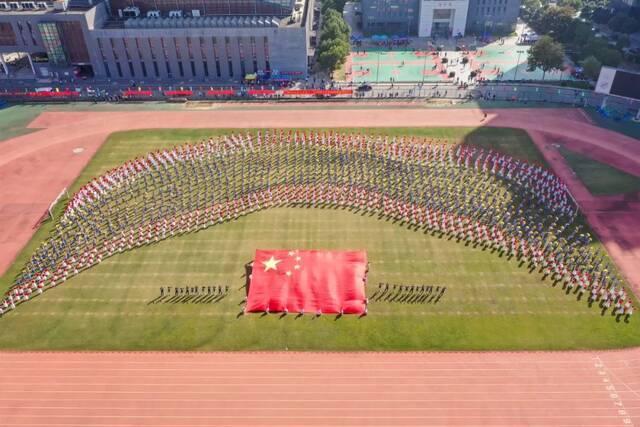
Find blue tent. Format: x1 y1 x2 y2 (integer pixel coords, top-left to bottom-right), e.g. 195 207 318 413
371 34 389 42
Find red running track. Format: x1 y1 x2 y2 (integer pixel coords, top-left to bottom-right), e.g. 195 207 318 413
1 350 640 426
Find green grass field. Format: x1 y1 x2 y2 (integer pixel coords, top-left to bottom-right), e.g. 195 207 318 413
0 127 638 351
559 147 640 196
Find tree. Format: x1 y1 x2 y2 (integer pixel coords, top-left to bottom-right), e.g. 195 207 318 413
320 9 350 43
530 7 575 40
570 21 593 46
527 36 565 80
596 48 623 67
591 7 613 24
520 0 543 21
579 55 602 80
608 14 640 34
580 0 609 19
558 0 582 12
321 0 348 14
317 39 349 71
316 7 350 73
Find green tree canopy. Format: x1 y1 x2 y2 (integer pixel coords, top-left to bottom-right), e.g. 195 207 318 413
529 7 575 40
527 35 565 80
558 0 582 12
596 48 623 67
608 14 640 34
316 6 350 73
317 38 349 71
579 55 602 80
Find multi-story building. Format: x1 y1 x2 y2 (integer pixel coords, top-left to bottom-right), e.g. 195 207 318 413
465 0 520 35
361 0 519 37
361 0 420 36
0 0 313 80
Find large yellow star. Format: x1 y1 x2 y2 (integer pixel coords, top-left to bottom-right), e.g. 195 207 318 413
262 256 281 272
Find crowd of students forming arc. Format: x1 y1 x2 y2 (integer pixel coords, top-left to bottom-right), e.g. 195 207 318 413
0 130 633 321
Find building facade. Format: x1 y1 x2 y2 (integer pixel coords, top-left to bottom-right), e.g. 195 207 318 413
361 0 519 36
361 0 419 36
465 0 520 35
417 0 468 37
0 0 312 80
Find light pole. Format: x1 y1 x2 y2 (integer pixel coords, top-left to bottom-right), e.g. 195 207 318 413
513 49 525 81
421 43 428 85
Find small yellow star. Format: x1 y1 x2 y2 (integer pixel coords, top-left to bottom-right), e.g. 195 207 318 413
262 256 281 272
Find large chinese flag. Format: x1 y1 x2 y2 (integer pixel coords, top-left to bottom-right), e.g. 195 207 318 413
246 249 368 314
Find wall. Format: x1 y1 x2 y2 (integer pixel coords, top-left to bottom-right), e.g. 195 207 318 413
88 26 308 80
361 0 419 35
465 0 519 34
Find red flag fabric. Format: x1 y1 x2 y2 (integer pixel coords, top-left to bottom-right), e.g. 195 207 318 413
246 250 368 314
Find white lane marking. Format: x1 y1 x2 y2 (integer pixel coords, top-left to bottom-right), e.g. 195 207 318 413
594 356 634 426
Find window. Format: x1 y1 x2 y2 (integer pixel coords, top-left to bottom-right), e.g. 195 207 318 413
116 62 123 78
103 61 111 78
215 59 221 77
160 38 169 60
263 37 269 67
0 22 17 46
97 38 107 60
26 21 36 45
203 60 209 77
250 36 256 64
110 38 118 60
135 38 143 61
165 60 172 77
153 61 159 77
128 61 135 77
37 22 66 65
178 61 184 77
141 61 147 77
228 60 233 77
433 9 452 19
174 37 181 59
123 38 131 60
190 60 195 77
187 37 194 59
253 59 258 73
15 21 22 36
148 38 155 60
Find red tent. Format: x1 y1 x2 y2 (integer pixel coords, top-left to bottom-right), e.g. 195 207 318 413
246 249 368 315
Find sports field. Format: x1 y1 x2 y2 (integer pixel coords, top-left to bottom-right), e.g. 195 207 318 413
1 126 638 351
349 43 574 83
351 50 445 83
558 147 640 196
